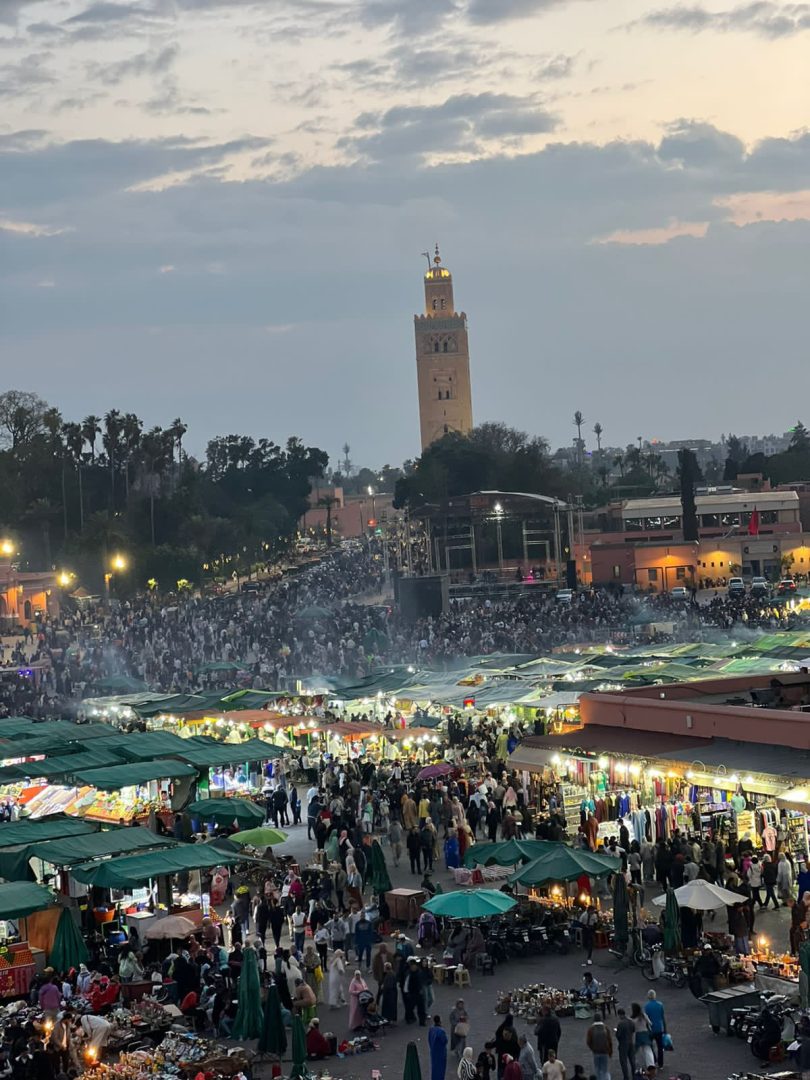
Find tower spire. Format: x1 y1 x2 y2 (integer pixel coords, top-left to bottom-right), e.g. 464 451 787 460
434 242 441 266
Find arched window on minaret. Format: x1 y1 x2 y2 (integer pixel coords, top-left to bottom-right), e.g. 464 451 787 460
442 340 448 353
434 341 440 352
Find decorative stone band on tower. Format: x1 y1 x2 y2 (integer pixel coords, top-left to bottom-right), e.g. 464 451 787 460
414 244 474 450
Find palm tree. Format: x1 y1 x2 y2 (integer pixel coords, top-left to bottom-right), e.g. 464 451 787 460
597 464 610 487
62 422 84 532
593 422 603 453
81 415 101 462
42 408 66 538
103 409 123 509
317 495 338 548
169 418 187 465
573 410 585 466
140 427 173 545
612 452 625 478
121 413 142 503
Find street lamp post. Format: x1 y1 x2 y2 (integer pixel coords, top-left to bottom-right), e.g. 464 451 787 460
105 553 127 605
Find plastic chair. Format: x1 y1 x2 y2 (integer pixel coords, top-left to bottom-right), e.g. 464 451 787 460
454 966 471 989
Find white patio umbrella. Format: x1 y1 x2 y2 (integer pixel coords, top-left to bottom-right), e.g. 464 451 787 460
143 914 196 940
651 879 744 911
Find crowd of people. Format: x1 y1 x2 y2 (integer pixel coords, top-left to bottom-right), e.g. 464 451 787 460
2 540 806 723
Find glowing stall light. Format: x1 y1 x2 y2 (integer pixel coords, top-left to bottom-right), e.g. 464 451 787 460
629 763 641 776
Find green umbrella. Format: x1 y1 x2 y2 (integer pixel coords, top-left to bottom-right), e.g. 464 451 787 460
662 886 682 954
230 826 288 847
404 1041 423 1080
509 847 621 887
186 798 265 827
423 888 516 919
258 982 287 1056
800 941 810 1009
612 873 630 952
296 605 332 621
289 1014 313 1080
463 839 554 868
232 945 264 1039
369 839 392 894
49 907 88 972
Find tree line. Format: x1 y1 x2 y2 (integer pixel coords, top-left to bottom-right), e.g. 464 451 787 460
0 390 328 593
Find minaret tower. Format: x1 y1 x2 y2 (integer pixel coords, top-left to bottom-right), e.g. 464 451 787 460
414 244 473 450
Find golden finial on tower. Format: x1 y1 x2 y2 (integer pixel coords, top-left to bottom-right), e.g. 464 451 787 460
434 243 441 266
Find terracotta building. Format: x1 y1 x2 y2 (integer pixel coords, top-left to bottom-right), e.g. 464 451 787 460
0 562 60 627
414 245 473 450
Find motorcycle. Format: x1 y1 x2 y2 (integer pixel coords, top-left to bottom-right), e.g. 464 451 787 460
641 944 688 987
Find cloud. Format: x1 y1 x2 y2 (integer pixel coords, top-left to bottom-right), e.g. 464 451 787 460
342 92 558 161
86 43 178 85
658 119 746 168
0 51 56 97
466 0 587 23
593 219 709 245
632 2 810 37
0 216 70 237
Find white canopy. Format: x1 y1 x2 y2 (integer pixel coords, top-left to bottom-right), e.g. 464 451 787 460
651 880 744 911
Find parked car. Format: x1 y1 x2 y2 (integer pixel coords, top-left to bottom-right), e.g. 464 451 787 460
777 578 797 594
555 589 574 604
670 586 690 600
728 577 746 596
750 576 770 596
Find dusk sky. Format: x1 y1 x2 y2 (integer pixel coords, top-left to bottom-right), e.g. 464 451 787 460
2 0 808 469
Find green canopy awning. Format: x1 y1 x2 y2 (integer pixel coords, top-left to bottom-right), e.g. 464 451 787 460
220 690 287 711
28 826 175 869
177 741 280 769
463 839 555 868
0 747 127 784
0 881 54 920
98 731 194 761
509 845 621 886
186 798 265 826
0 816 97 849
73 760 197 789
69 842 242 888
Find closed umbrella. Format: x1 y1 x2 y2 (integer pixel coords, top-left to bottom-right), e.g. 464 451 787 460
612 873 629 953
232 945 263 1040
258 982 287 1056
662 887 682 953
423 889 516 919
230 827 288 848
799 940 810 1008
49 908 88 972
509 847 621 887
369 839 392 894
404 1041 423 1080
464 839 554 868
289 1014 313 1080
186 798 265 827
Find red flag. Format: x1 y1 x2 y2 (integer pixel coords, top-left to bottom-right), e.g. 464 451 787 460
748 507 760 536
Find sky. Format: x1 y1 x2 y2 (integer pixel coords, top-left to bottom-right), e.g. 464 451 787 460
1 0 809 470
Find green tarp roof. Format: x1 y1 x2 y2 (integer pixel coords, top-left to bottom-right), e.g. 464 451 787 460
73 760 197 789
0 881 54 919
0 816 97 849
89 731 194 761
131 695 210 718
28 826 175 868
177 741 280 768
220 690 287 710
69 842 241 888
0 748 127 784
